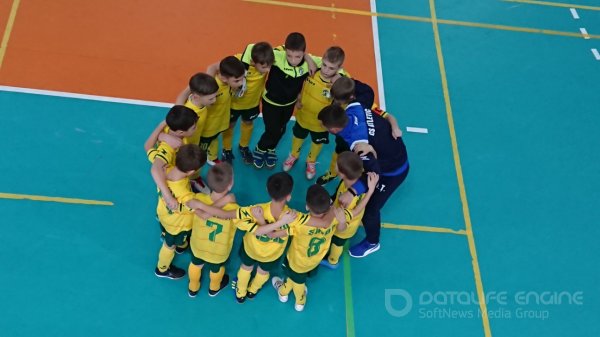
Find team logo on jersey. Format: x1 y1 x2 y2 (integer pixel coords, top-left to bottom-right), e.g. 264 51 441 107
298 68 304 75
322 89 331 98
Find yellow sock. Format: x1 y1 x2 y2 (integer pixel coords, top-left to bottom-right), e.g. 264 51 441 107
188 263 203 292
290 136 304 158
307 142 323 162
248 271 269 294
236 267 252 298
222 127 234 151
156 244 175 272
328 243 344 265
292 281 307 305
239 122 254 147
329 152 339 176
207 138 219 161
209 266 225 291
279 277 294 296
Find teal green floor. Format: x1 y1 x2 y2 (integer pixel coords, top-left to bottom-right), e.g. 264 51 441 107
2 1 600 336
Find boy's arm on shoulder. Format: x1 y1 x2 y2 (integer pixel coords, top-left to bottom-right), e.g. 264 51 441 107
150 161 178 210
266 230 288 238
212 193 236 208
175 86 191 105
206 62 219 77
144 121 167 153
186 199 236 219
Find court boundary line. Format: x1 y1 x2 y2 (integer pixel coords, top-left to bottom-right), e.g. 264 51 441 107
0 0 20 71
0 192 114 206
242 0 600 39
382 223 467 235
342 243 356 337
428 0 492 336
370 0 386 110
503 0 600 11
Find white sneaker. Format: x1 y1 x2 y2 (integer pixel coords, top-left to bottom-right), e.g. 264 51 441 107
283 154 298 172
305 161 316 179
271 276 288 303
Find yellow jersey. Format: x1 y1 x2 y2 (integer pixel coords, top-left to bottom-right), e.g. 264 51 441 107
232 45 267 110
296 70 335 132
236 203 310 262
156 172 196 235
333 181 365 239
184 100 208 145
147 127 188 166
287 209 353 273
190 194 240 264
202 76 232 137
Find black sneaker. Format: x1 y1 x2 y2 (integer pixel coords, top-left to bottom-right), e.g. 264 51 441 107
208 274 230 297
231 276 246 303
265 149 277 168
155 265 185 280
188 288 199 298
222 149 235 164
316 171 337 185
239 145 253 165
247 289 259 300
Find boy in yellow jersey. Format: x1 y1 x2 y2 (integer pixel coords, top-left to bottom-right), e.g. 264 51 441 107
267 183 356 312
320 152 378 269
187 163 239 298
316 77 402 185
145 105 198 211
176 57 245 166
283 46 346 179
252 32 320 169
207 42 274 165
230 172 307 303
155 144 207 279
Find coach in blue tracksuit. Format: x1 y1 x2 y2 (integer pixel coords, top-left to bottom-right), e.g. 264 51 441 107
318 100 409 258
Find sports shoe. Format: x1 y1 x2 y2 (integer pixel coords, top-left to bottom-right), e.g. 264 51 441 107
253 147 266 169
271 276 288 303
305 162 316 180
188 288 199 298
207 159 222 166
316 171 337 185
191 176 211 194
265 149 277 168
208 274 230 297
294 287 308 312
282 154 298 172
155 265 185 280
231 277 246 303
319 258 340 270
221 149 235 164
247 289 259 300
175 245 187 254
349 238 380 258
239 145 253 165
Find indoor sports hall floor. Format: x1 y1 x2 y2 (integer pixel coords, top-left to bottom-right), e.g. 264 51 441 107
1 1 599 336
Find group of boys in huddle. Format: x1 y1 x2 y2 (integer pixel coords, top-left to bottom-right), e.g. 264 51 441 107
144 32 410 312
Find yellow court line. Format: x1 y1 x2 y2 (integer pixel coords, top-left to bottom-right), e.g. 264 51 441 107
504 0 600 11
0 192 114 206
0 0 20 71
428 0 492 336
243 0 600 39
382 223 467 235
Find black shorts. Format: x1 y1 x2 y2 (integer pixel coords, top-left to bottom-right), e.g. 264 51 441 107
164 230 191 247
199 133 220 151
292 122 329 144
238 242 281 272
281 256 318 284
190 255 224 273
231 106 260 123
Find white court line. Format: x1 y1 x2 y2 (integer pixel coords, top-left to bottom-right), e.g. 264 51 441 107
406 127 428 134
370 0 386 110
580 28 590 39
570 8 579 19
0 85 173 107
592 49 600 60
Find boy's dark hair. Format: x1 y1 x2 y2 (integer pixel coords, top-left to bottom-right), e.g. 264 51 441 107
189 73 219 95
207 162 233 193
252 42 275 65
166 105 198 132
337 151 363 180
267 172 294 202
219 56 245 78
285 32 306 52
175 144 206 172
318 104 348 129
306 184 331 215
331 76 355 103
323 46 345 65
